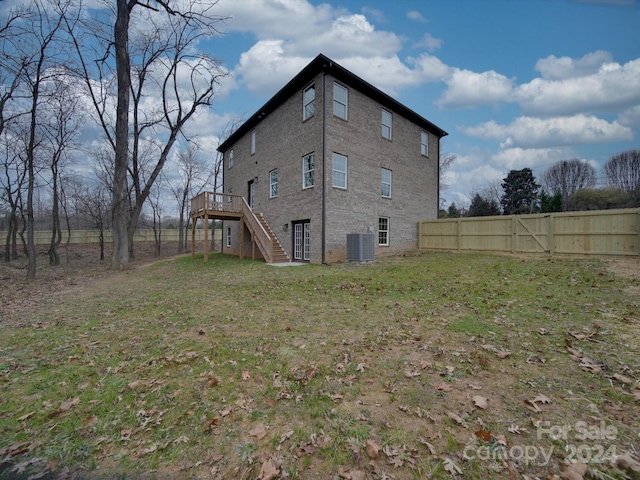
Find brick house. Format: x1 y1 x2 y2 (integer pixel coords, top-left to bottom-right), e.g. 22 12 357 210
213 54 447 263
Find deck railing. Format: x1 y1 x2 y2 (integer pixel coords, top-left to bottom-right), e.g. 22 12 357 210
240 197 274 263
190 192 243 215
190 191 276 263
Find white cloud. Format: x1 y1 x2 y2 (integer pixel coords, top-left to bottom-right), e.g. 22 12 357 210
535 50 613 80
413 33 443 51
618 105 640 129
407 10 427 22
461 115 633 148
491 147 579 171
516 58 640 116
235 41 315 96
437 68 514 108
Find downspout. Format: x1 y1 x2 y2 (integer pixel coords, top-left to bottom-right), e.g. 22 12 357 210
321 68 327 263
437 136 441 219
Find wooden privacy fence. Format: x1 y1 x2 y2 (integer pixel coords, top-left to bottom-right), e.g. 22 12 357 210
0 229 208 246
419 208 639 256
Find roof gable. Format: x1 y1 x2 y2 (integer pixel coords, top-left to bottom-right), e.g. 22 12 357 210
218 54 447 152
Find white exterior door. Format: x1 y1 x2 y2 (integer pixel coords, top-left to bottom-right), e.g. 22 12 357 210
293 221 310 261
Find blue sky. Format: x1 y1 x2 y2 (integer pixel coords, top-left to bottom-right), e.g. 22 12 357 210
203 0 640 208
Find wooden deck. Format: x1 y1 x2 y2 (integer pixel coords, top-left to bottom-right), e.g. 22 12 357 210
190 192 290 263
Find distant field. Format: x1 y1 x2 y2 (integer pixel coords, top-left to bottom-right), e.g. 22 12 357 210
1 250 639 479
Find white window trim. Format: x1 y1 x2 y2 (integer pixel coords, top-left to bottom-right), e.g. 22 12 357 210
303 84 315 121
332 152 347 189
302 153 315 189
381 168 392 198
333 82 348 120
226 226 232 247
378 217 389 246
382 109 392 140
228 148 234 169
421 131 429 157
250 129 256 155
269 169 278 198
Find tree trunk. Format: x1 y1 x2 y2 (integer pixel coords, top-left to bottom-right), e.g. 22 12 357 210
111 0 131 270
49 168 61 266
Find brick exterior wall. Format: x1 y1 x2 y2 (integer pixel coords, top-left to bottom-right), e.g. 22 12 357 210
222 70 440 263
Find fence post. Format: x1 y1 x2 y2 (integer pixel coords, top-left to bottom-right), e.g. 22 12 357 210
548 214 554 255
457 218 462 251
511 216 516 253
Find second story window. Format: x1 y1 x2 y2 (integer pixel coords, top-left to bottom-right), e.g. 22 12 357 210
228 148 234 169
332 153 347 189
302 153 314 188
269 169 278 198
381 168 392 198
382 109 392 140
303 84 315 120
421 131 429 156
250 129 256 155
333 82 348 120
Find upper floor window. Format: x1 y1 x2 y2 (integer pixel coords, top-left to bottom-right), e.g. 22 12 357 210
269 169 278 198
378 217 389 246
228 148 234 169
381 168 392 198
332 153 347 189
382 109 392 140
333 82 348 120
421 131 429 156
250 129 256 155
302 153 314 188
303 84 315 120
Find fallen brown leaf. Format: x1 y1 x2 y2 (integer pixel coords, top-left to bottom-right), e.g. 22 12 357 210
257 458 279 480
611 452 640 473
443 457 462 475
248 423 267 440
365 439 380 459
472 395 488 409
202 417 219 432
48 397 80 418
560 462 588 480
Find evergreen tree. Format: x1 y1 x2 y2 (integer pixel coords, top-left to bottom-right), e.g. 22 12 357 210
467 193 500 217
500 168 540 215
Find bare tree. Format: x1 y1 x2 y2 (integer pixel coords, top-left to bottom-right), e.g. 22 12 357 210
1 134 28 262
2 0 75 279
42 74 82 265
72 180 110 260
167 144 208 253
604 150 640 193
439 151 456 210
67 0 228 270
542 159 596 211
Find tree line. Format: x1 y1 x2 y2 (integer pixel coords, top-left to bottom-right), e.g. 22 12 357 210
1 0 228 279
441 150 640 218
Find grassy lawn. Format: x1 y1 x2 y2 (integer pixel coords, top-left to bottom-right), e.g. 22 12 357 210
0 251 639 479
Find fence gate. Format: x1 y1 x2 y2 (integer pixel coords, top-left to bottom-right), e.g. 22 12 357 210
514 215 550 253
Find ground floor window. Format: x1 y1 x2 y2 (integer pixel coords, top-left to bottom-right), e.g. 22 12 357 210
378 217 389 246
226 226 232 247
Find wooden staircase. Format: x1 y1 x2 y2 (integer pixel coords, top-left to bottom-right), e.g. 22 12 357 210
241 199 290 264
254 213 290 263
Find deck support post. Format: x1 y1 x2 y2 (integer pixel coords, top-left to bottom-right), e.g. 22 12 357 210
191 218 196 259
240 217 245 259
204 213 209 262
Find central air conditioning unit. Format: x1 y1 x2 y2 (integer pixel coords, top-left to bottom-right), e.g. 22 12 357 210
347 233 375 262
